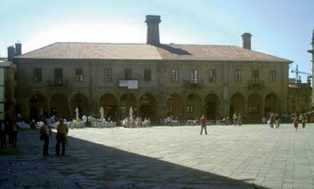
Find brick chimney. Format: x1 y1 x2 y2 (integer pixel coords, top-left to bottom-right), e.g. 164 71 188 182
145 15 161 45
241 33 252 50
15 43 22 56
7 46 15 61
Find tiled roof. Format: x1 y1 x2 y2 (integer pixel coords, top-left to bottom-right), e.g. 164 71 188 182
0 58 16 68
15 42 292 63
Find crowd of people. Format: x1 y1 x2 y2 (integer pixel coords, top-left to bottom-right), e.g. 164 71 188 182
0 119 19 149
121 116 151 128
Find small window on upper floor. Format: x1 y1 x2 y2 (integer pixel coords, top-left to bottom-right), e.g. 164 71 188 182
144 69 151 81
34 68 42 82
190 69 198 84
55 68 63 86
76 69 83 82
209 69 216 82
252 70 259 84
104 69 112 81
125 69 132 80
234 70 242 82
172 69 179 82
269 70 276 82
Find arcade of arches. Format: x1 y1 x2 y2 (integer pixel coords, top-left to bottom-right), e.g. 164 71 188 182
27 92 281 123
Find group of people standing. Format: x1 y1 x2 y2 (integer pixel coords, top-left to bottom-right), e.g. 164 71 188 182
39 118 69 156
0 119 19 148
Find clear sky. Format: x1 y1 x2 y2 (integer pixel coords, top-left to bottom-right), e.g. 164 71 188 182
0 0 313 81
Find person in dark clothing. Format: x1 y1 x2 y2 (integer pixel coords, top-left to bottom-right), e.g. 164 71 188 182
0 119 6 148
55 119 68 156
40 120 51 156
12 121 19 147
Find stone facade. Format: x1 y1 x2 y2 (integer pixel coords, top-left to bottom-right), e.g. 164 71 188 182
308 30 314 109
13 15 292 123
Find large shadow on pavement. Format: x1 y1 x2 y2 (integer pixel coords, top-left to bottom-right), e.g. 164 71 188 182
1 130 268 189
54 131 268 189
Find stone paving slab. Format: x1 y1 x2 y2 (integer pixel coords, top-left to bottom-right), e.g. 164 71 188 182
1 124 314 188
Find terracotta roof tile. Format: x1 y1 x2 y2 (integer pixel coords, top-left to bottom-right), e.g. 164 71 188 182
15 42 292 63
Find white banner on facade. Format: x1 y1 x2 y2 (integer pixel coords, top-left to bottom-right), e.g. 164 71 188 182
119 80 128 87
128 80 138 89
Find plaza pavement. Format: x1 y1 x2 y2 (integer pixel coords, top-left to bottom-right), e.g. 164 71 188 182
1 123 314 189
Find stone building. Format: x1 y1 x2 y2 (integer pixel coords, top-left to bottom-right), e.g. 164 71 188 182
14 15 292 123
288 79 311 113
308 30 314 109
0 58 17 119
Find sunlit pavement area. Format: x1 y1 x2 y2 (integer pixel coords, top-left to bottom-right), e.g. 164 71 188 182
1 124 314 189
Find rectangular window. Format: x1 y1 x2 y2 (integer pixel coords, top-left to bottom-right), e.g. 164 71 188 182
172 69 179 82
104 69 112 81
252 70 259 84
76 69 83 81
249 106 259 113
125 69 132 80
235 70 242 82
190 69 198 84
144 69 151 81
55 68 63 86
209 69 216 82
34 68 42 82
187 106 194 113
269 70 276 82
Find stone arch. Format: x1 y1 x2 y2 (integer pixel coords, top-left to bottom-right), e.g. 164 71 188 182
204 93 220 120
50 94 69 119
70 93 89 120
166 93 183 119
230 93 245 117
139 93 157 122
119 93 137 119
265 93 280 114
100 93 118 121
248 93 263 120
186 93 202 120
29 93 48 121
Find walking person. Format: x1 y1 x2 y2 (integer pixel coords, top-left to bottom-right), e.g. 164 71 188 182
301 113 307 129
55 119 68 156
12 121 19 147
0 119 6 148
275 113 280 128
200 114 208 135
40 120 51 156
233 113 237 126
269 113 275 129
294 113 299 132
238 114 242 126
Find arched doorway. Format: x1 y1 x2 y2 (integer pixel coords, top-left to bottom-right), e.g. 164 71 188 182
70 93 89 120
166 94 183 119
265 93 280 114
204 93 220 120
100 93 118 121
50 94 69 119
29 94 48 121
248 93 263 121
186 93 202 120
139 93 157 122
230 93 245 117
119 93 137 119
